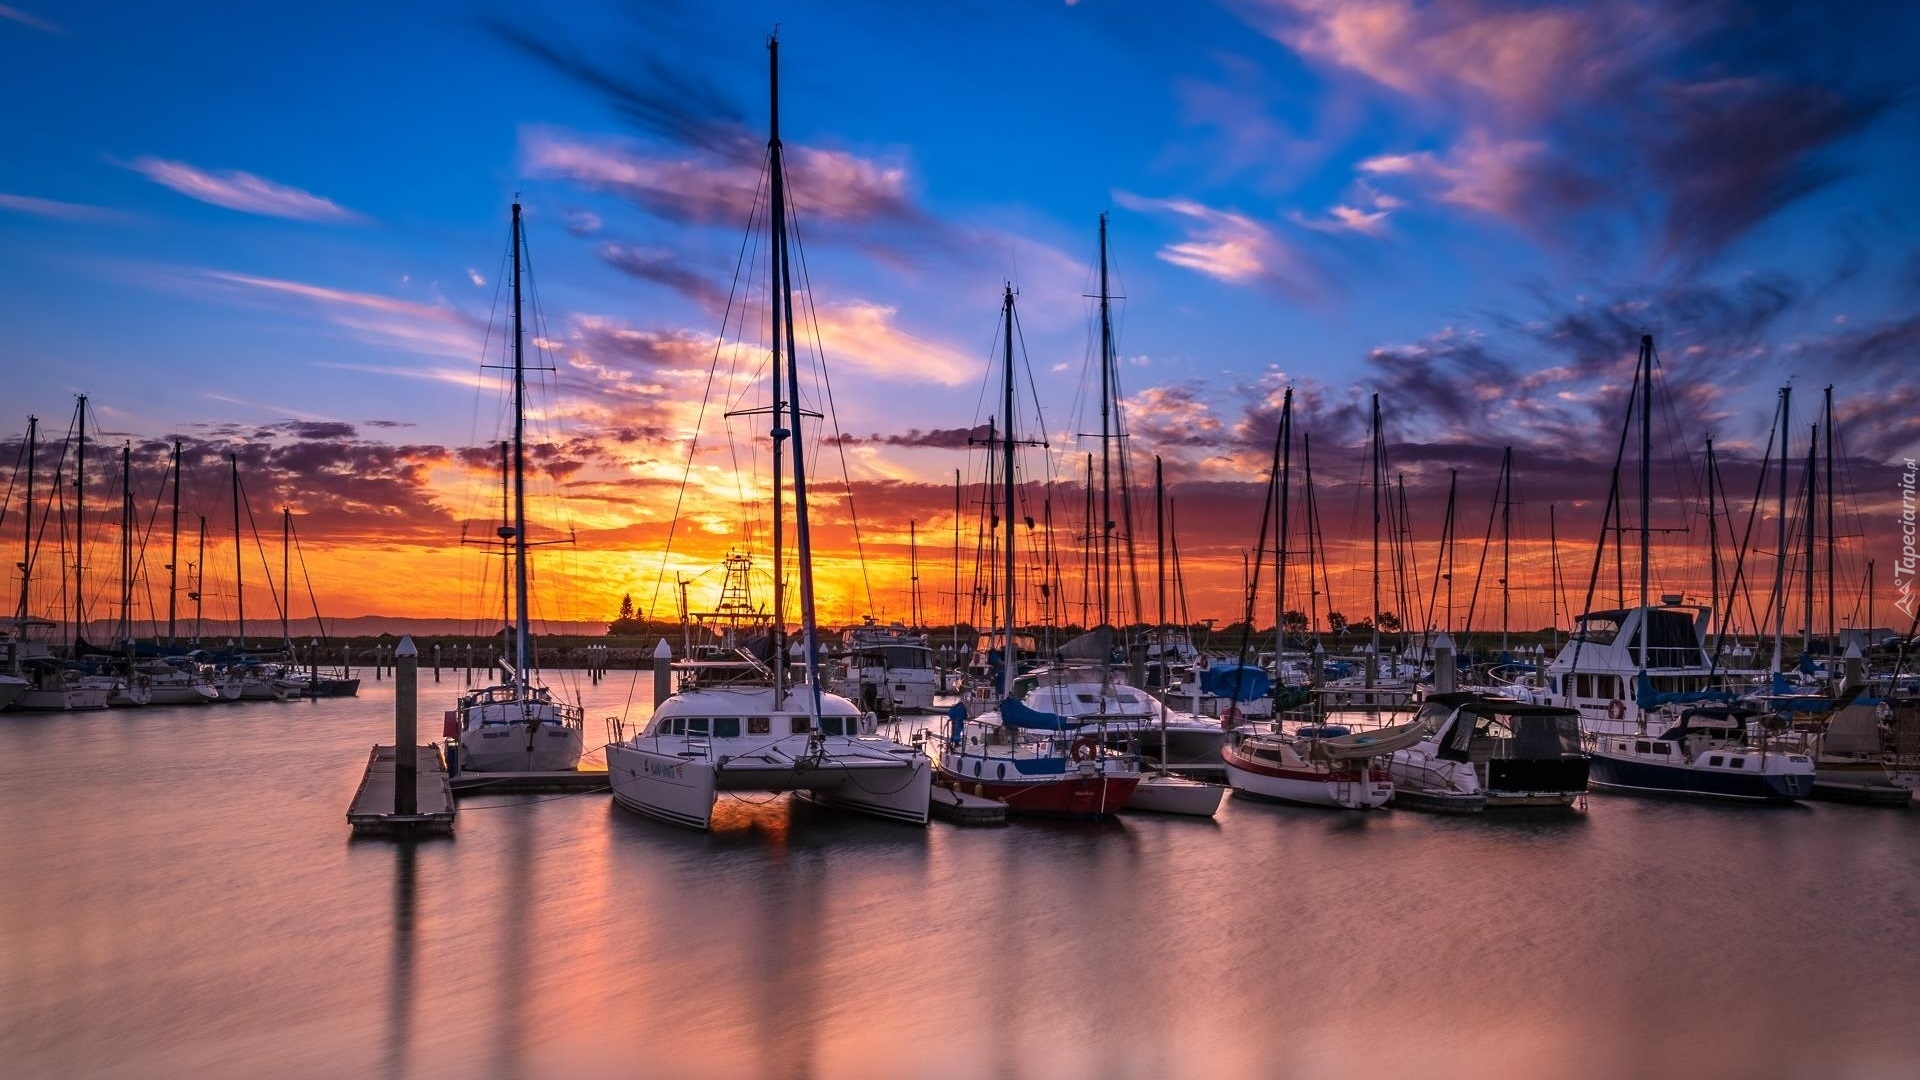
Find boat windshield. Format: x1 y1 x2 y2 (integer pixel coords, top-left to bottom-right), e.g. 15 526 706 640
1509 714 1583 757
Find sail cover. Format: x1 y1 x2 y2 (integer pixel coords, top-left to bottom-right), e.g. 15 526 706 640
1000 696 1075 731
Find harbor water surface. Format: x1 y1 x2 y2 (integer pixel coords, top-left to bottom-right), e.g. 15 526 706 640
4 674 1919 1079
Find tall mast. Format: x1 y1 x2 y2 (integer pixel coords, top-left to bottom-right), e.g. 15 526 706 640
1637 335 1652 673
1802 424 1816 660
74 395 86 649
510 202 531 693
952 468 961 660
1706 437 1720 652
909 519 920 629
15 415 35 624
281 507 292 648
167 439 181 644
766 37 789 709
1548 502 1560 651
1304 434 1319 637
1369 393 1382 660
1275 387 1292 693
1772 385 1790 671
759 36 824 711
193 515 205 644
498 440 511 658
1823 386 1836 668
1155 454 1168 773
119 442 132 643
1500 445 1512 657
1442 469 1457 634
230 452 242 648
1000 284 1017 700
1097 214 1114 631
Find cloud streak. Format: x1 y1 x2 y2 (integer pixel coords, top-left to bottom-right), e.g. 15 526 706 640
128 157 361 222
0 192 125 222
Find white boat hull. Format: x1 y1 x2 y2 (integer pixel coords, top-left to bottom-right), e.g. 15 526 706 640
1223 756 1393 809
460 723 584 773
607 740 932 829
15 686 111 711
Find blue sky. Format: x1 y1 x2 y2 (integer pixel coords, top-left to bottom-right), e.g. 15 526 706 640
2 0 1917 628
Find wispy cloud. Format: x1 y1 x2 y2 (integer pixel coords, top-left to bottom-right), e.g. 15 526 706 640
522 127 916 228
0 5 61 34
0 192 125 222
199 269 480 359
127 157 361 222
1114 192 1313 292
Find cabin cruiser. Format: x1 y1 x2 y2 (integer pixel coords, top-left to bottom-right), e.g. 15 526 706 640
1545 600 1737 738
1587 704 1813 801
1388 692 1589 813
828 621 940 715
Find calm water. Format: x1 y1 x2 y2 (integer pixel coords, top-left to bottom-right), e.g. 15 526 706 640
4 671 1920 1079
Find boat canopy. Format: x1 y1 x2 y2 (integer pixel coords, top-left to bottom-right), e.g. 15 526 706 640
1633 674 1734 709
1000 696 1075 731
1199 663 1270 701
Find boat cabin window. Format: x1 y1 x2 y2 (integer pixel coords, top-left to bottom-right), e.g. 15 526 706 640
1708 755 1723 766
714 718 741 739
1729 757 1745 769
658 718 685 736
790 717 810 734
686 718 709 737
1634 740 1653 755
748 717 770 735
820 716 846 736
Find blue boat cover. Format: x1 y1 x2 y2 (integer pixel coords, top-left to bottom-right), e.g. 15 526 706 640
1000 696 1075 731
1199 664 1271 701
1633 674 1734 709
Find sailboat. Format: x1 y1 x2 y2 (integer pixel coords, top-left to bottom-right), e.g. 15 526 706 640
1221 388 1427 809
604 37 931 829
934 283 1141 819
1126 455 1225 816
6 407 111 710
449 202 585 774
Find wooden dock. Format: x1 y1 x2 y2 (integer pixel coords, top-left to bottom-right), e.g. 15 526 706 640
347 744 456 836
931 784 1008 826
450 767 610 796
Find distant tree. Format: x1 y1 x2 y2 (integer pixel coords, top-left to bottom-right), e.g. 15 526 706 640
1326 611 1348 636
1282 609 1308 637
618 593 635 622
1376 611 1402 634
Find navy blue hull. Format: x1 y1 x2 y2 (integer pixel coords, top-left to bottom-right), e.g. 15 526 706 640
1588 753 1810 801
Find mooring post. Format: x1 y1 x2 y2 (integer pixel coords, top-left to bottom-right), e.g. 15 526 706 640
395 636 418 816
1434 633 1456 695
433 643 441 683
342 645 351 679
653 638 673 708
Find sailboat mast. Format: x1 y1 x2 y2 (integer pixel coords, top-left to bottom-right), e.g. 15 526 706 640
15 415 34 623
1155 454 1168 773
1001 284 1017 700
1823 386 1836 665
281 507 292 648
1500 445 1512 657
769 38 824 709
230 452 242 648
909 519 920 630
1276 387 1292 694
1369 393 1382 660
766 38 789 709
167 439 180 644
194 515 205 645
1772 385 1790 671
952 468 961 660
1803 424 1816 660
1637 335 1652 673
510 202 531 693
499 441 511 658
74 395 86 649
119 442 131 643
1097 215 1113 631
1548 502 1560 651
1706 437 1720 651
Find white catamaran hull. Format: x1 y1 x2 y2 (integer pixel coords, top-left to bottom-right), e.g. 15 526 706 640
607 740 931 829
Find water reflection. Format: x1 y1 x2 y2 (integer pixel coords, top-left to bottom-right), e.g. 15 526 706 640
384 841 418 1080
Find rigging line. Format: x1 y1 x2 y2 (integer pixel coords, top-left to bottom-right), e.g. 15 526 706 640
1708 401 1781 668
1457 456 1504 653
782 157 874 617
288 516 329 642
1561 350 1642 684
648 149 770 623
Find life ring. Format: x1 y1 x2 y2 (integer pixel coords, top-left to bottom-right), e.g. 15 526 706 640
1607 698 1625 721
1069 736 1099 763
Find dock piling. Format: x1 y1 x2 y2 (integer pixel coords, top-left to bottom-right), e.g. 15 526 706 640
395 637 418 816
432 643 441 683
1434 633 1456 694
653 638 673 707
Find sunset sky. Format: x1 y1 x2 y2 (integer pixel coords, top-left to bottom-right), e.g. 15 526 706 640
3 0 1917 646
